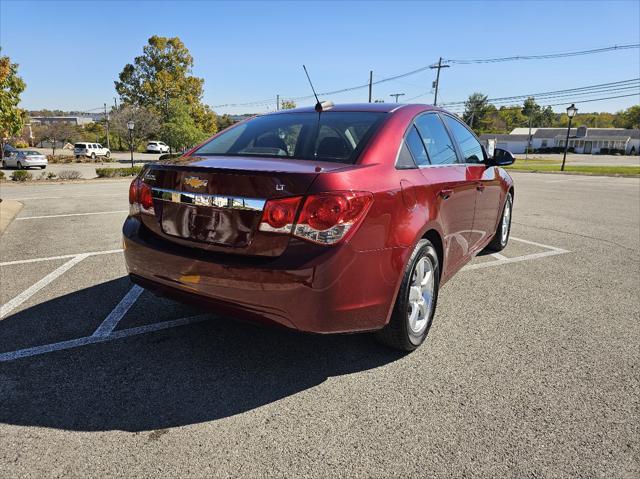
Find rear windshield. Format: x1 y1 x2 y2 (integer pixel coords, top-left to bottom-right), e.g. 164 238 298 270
75 143 86 148
193 111 386 164
25 151 40 155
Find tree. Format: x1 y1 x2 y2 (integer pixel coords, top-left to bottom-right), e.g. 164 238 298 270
114 36 216 133
32 122 79 155
110 105 160 151
217 114 236 131
280 99 296 110
0 50 26 158
614 105 640 129
160 99 207 152
462 93 495 134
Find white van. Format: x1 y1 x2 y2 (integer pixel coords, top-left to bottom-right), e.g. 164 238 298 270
74 142 111 159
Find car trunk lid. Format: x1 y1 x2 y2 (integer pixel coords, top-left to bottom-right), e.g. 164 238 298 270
138 155 350 256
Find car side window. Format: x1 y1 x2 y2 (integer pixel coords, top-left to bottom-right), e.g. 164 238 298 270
442 115 484 164
405 125 429 166
414 113 458 165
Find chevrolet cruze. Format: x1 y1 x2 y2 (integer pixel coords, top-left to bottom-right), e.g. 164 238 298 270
123 103 515 350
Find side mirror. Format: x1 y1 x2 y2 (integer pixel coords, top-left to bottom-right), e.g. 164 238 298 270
488 148 515 166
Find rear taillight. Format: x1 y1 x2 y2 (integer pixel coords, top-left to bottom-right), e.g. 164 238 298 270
259 191 373 245
128 178 154 215
259 196 302 233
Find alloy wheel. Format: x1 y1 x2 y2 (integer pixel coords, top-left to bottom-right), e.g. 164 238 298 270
501 195 512 244
407 256 435 334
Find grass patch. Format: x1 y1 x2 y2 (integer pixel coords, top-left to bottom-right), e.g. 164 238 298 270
505 164 640 176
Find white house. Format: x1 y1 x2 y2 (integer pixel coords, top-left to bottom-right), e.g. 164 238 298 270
481 127 640 155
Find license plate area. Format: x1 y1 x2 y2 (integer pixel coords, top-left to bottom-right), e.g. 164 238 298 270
160 202 258 247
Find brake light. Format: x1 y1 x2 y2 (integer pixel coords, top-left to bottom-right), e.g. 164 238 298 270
259 196 302 233
128 178 154 215
294 191 373 244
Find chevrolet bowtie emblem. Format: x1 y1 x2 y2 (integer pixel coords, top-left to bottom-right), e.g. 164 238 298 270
184 176 208 189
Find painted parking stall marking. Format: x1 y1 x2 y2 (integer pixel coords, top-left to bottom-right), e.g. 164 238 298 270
0 237 570 363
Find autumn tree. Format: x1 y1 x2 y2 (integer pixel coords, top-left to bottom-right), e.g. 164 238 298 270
115 35 216 133
0 50 26 158
280 99 296 110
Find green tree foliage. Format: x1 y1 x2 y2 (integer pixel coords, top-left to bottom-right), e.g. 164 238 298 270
0 50 26 157
160 99 207 152
280 100 296 110
115 35 216 133
32 123 79 155
462 93 496 134
613 105 640 129
216 114 237 131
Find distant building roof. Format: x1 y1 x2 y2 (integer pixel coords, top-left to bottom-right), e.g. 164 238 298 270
510 127 538 135
530 127 640 140
480 134 530 141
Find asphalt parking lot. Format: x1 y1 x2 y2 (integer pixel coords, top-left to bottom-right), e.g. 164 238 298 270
0 172 638 477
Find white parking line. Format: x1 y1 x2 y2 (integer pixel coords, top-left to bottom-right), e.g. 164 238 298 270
92 285 144 337
0 315 209 362
0 254 89 319
0 235 570 362
462 236 569 272
16 210 128 220
0 249 123 266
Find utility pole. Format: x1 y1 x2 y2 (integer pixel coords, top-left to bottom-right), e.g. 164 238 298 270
104 103 110 150
390 93 405 103
113 97 118 110
368 70 373 103
276 94 280 111
429 57 450 106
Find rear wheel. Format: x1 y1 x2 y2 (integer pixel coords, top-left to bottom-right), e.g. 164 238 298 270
17 161 23 170
2 160 6 168
486 192 513 252
91 153 96 160
375 239 440 351
105 151 110 159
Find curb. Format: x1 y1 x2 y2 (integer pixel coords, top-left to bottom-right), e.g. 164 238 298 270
506 169 640 178
0 199 23 235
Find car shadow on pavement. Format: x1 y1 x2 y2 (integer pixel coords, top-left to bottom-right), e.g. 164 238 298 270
0 278 405 432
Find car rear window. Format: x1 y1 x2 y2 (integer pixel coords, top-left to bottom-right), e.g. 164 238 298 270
75 143 86 148
193 111 386 164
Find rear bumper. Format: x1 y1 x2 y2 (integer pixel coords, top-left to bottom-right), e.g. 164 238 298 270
123 217 408 334
24 160 47 167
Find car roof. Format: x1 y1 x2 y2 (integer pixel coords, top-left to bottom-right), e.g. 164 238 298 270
268 102 443 115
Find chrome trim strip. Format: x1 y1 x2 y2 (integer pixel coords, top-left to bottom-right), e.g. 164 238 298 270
151 187 266 211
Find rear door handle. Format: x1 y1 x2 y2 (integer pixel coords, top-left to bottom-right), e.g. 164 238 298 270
439 189 454 200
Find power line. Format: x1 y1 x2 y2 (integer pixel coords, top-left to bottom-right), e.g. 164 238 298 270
444 93 640 116
444 43 640 64
440 79 640 106
211 43 640 109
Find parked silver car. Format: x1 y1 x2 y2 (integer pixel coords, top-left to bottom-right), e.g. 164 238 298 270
2 150 48 169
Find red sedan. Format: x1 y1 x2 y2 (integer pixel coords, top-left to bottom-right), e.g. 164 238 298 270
123 103 515 350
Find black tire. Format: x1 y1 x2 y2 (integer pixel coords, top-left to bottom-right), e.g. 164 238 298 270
17 161 23 170
375 239 440 351
91 153 96 160
76 155 80 159
486 192 513 252
40 166 46 169
1 160 6 168
105 151 110 158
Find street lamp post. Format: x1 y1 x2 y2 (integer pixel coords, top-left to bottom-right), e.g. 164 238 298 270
561 103 578 172
127 120 135 168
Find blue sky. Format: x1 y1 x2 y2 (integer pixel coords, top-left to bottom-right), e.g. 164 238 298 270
1 0 639 114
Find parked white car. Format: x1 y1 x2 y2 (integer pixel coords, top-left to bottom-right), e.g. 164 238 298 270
146 141 170 153
2 150 48 169
74 142 110 159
